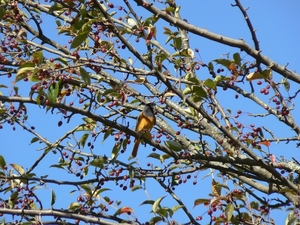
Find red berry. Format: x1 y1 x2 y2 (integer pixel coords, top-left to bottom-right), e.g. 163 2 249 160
196 216 202 221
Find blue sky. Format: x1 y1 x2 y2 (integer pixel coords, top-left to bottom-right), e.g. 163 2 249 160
1 0 300 224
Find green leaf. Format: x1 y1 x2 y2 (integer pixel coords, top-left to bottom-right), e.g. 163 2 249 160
47 81 60 104
149 216 163 225
10 163 24 175
213 58 233 68
282 78 290 91
16 67 34 77
70 31 89 49
49 2 65 13
164 140 182 151
173 37 182 50
82 166 88 176
214 75 227 83
56 20 61 27
103 196 110 203
204 78 217 90
102 128 113 142
131 185 142 191
208 62 214 71
80 184 92 195
171 205 183 216
19 61 35 69
32 51 44 65
140 200 155 206
80 68 91 85
152 196 166 213
55 57 69 65
13 86 19 96
68 202 81 211
155 53 168 63
9 192 19 209
50 164 65 169
129 167 135 180
0 6 6 21
30 137 39 144
90 157 108 168
94 188 111 197
193 198 210 207
183 85 200 95
250 201 259 210
193 86 207 99
80 133 89 148
157 208 168 218
111 142 122 159
225 203 234 222
279 187 296 194
51 189 56 206
102 89 117 96
233 52 241 66
76 124 94 131
0 155 6 170
147 153 161 160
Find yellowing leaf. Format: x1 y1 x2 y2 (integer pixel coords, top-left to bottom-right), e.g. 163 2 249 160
246 72 265 81
114 206 134 216
163 91 175 98
134 77 148 84
128 57 133 65
246 69 272 81
57 89 69 103
187 48 194 58
127 18 137 26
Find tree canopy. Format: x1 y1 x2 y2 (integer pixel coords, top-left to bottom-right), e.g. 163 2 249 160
0 0 300 225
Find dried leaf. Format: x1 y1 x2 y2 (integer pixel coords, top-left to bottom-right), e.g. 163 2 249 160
211 179 221 197
258 140 270 147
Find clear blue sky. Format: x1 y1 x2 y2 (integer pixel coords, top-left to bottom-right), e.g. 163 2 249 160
1 1 300 224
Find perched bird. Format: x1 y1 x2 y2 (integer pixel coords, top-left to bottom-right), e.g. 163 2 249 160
131 103 156 158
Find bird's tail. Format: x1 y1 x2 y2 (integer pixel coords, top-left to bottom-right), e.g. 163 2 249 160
131 138 140 158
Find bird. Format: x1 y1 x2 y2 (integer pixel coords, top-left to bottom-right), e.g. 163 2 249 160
131 103 156 158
